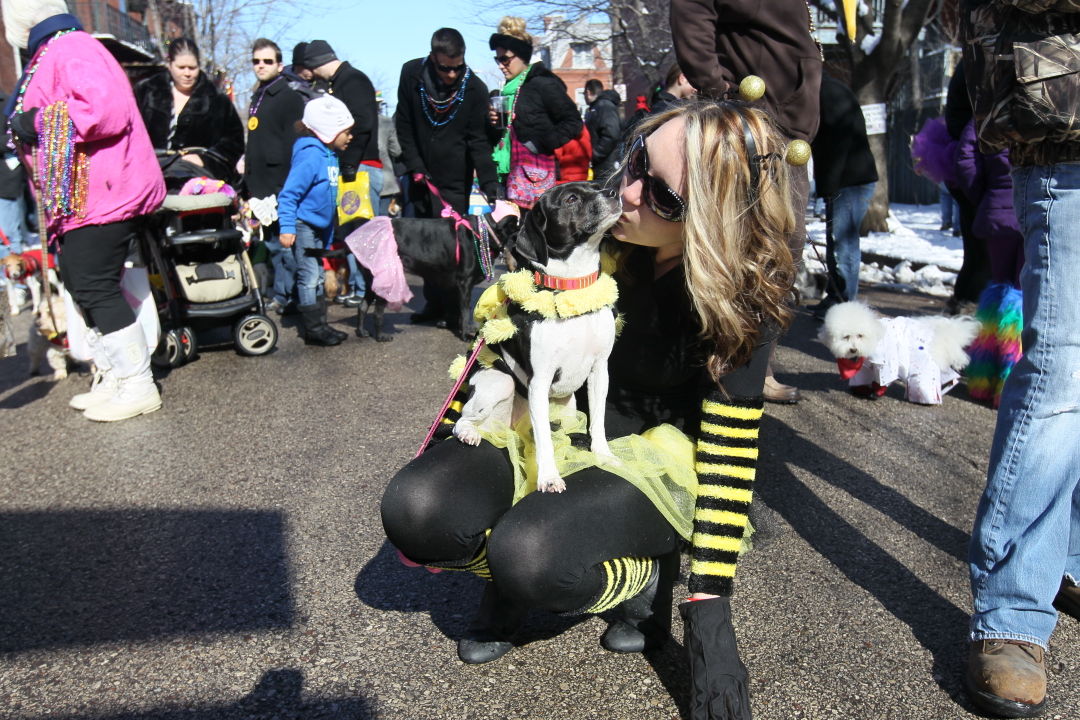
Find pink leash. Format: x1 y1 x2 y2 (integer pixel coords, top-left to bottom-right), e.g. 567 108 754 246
415 337 487 457
423 177 480 265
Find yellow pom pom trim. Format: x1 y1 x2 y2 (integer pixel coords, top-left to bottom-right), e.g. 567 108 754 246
448 354 468 381
473 284 507 324
481 315 518 344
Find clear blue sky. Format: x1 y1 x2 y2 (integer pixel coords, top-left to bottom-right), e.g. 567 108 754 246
278 1 538 111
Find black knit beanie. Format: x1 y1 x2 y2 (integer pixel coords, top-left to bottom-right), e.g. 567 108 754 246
292 42 309 68
489 33 533 63
304 40 337 69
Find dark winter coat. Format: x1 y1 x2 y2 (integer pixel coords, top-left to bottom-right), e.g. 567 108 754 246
326 62 379 174
585 89 622 175
953 119 1021 246
810 75 877 198
648 90 684 118
244 75 305 199
0 92 25 199
282 66 325 101
670 0 822 142
511 64 583 156
133 70 244 183
395 58 499 213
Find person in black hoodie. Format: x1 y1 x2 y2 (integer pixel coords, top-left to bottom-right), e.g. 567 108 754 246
488 16 582 206
584 79 622 182
649 63 697 117
245 38 305 314
305 40 381 212
133 37 244 186
809 74 878 317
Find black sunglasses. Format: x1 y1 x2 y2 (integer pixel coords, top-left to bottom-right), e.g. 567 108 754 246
251 58 277 66
494 54 516 66
435 61 467 74
625 134 687 223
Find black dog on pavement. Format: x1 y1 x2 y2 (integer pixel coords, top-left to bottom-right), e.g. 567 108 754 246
356 214 519 341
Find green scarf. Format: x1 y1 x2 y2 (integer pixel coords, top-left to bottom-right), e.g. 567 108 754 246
492 66 530 177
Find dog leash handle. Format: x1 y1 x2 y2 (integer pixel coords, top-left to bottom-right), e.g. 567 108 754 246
415 338 487 457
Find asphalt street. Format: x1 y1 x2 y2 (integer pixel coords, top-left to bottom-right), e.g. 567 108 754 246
0 282 1077 720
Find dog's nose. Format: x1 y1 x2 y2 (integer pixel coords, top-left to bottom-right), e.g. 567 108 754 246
602 187 618 199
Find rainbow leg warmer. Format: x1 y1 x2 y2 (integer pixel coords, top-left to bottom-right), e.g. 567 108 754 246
966 283 1023 408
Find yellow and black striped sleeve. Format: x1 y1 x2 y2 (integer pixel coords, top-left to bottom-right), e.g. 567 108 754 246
688 392 763 596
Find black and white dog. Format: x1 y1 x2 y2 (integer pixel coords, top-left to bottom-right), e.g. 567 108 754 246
453 183 622 492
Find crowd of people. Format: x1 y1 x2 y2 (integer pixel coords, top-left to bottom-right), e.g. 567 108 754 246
2 0 1079 717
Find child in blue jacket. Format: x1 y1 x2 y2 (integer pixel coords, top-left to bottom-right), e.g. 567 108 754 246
279 96 353 346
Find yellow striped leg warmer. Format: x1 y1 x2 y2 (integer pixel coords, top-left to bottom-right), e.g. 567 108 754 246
426 530 492 580
581 556 656 614
689 394 763 596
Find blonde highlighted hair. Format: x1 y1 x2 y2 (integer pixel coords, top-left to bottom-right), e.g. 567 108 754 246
631 102 797 381
496 16 534 45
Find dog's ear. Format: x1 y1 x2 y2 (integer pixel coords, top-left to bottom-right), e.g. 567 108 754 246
511 204 549 270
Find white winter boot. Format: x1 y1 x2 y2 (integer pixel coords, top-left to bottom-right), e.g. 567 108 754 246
83 322 161 422
69 330 118 411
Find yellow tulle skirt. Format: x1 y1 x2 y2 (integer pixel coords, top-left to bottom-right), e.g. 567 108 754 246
477 403 700 541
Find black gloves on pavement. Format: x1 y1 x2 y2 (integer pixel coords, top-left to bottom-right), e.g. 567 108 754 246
680 597 752 720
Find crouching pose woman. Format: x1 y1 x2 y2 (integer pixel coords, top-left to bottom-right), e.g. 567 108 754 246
381 101 796 719
4 1 166 421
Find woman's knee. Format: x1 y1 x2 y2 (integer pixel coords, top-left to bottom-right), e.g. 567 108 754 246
380 464 453 557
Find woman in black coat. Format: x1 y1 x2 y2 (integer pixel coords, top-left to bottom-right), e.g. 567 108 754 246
133 37 245 186
489 17 582 205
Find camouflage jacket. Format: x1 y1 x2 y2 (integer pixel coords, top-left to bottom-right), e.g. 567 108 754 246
962 0 1080 165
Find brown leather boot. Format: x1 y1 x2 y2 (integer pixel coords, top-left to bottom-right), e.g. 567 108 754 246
966 639 1047 718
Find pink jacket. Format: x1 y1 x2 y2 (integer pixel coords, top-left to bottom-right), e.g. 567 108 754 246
19 31 165 235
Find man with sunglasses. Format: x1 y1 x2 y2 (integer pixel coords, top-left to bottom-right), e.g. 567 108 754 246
395 27 500 323
245 38 305 315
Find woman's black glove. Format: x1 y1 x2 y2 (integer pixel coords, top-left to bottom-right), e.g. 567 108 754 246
9 109 39 145
680 597 752 720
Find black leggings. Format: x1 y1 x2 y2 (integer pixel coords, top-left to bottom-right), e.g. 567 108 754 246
59 220 137 334
380 438 679 613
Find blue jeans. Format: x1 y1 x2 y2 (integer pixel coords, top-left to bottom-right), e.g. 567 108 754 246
263 222 296 305
0 194 28 255
939 184 960 228
824 182 875 302
292 220 325 307
969 162 1080 649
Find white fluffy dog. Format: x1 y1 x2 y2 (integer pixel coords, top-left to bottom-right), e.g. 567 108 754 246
818 301 979 405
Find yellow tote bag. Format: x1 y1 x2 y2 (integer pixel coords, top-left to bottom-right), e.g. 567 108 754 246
337 171 374 225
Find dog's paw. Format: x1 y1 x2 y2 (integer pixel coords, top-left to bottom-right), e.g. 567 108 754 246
356 326 371 338
375 334 393 343
536 474 566 493
453 421 482 446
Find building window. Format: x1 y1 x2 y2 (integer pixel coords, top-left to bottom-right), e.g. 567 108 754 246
571 43 593 69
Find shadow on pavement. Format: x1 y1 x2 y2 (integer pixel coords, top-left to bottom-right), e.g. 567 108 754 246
353 540 588 650
0 509 294 652
757 416 975 709
13 668 374 720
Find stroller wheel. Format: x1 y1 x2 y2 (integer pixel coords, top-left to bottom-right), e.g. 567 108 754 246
179 327 198 363
151 329 184 368
234 314 277 356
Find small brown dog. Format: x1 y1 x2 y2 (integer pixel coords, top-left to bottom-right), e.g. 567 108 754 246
2 249 60 314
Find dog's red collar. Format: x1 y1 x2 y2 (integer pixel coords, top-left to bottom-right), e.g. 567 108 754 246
533 270 599 291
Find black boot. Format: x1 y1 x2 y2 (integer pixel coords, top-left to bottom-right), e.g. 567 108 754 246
600 549 678 653
319 298 348 342
299 303 343 346
457 583 525 665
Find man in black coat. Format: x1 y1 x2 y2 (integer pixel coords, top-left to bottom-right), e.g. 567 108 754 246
245 38 305 314
306 41 381 199
809 74 878 318
583 79 622 182
396 28 500 216
396 27 500 323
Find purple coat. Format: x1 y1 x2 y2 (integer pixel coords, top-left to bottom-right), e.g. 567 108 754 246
953 119 1020 245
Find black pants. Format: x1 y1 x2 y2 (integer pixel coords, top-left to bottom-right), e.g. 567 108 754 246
380 438 678 613
946 186 991 303
58 219 137 334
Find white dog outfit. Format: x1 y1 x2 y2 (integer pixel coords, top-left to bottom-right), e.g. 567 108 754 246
842 316 961 405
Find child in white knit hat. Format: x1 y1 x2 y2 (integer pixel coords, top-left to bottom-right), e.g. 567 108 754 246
278 95 353 346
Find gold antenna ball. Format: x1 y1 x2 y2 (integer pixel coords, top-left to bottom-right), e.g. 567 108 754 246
738 75 766 102
786 140 812 166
